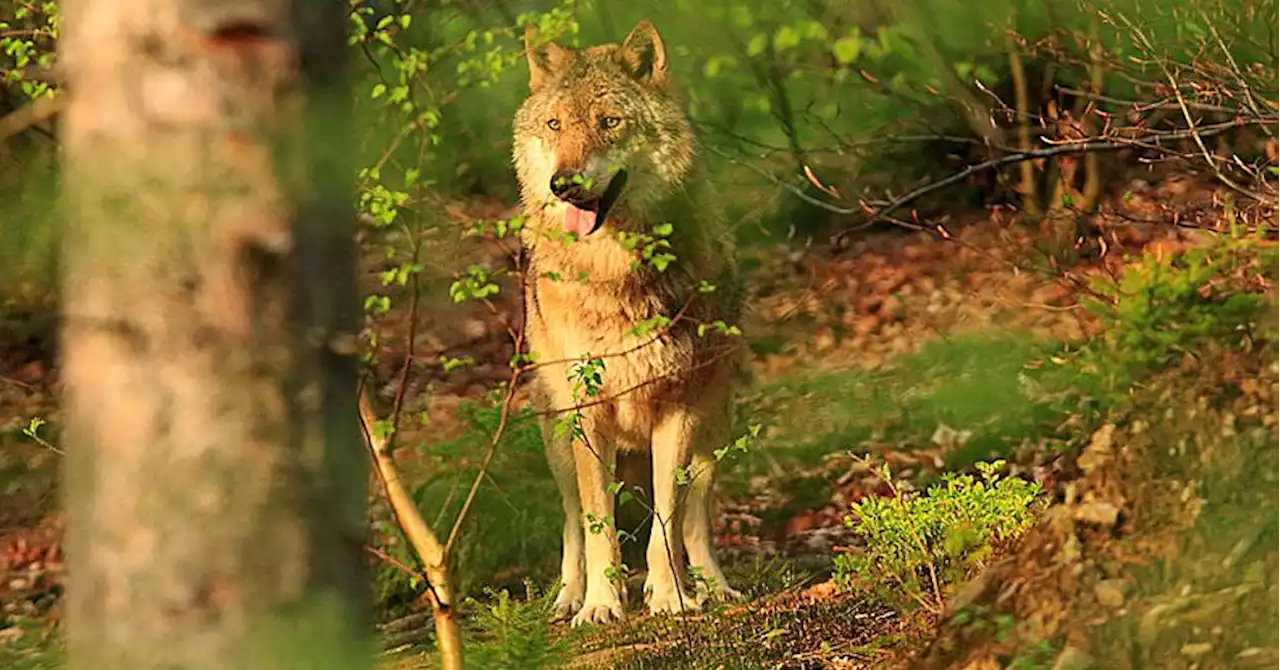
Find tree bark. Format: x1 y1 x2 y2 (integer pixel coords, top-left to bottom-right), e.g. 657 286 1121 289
58 1 368 668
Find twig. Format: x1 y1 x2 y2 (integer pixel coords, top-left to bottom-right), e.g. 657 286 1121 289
525 342 744 420
442 248 532 557
706 117 1274 249
23 429 64 455
366 544 425 581
1117 12 1261 202
829 117 1276 246
443 361 521 556
694 123 1007 157
520 295 695 374
1054 86 1240 115
0 374 37 390
384 242 421 455
1006 21 1039 216
1201 14 1274 139
0 93 63 143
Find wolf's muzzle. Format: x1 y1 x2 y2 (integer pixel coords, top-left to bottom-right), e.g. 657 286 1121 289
549 169 593 205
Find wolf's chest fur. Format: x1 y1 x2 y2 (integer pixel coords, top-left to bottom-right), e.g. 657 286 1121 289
524 235 700 448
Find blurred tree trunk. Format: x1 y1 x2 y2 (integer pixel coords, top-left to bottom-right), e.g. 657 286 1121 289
58 1 368 669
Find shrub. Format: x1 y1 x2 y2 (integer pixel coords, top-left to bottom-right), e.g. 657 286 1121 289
466 585 572 670
834 459 1045 612
1082 222 1279 386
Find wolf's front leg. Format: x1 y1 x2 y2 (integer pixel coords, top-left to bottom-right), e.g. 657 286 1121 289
683 450 743 604
541 418 584 621
644 410 698 616
571 429 625 626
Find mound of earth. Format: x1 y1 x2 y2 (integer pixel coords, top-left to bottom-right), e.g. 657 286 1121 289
913 345 1279 670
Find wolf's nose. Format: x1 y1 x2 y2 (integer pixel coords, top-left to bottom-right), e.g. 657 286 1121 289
549 170 585 201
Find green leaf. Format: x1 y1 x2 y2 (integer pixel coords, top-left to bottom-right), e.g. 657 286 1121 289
832 36 861 64
802 20 829 41
773 25 800 51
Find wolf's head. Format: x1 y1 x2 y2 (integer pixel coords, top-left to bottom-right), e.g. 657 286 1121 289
512 20 696 238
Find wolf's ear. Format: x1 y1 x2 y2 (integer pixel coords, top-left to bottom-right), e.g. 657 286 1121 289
525 24 573 92
618 20 667 87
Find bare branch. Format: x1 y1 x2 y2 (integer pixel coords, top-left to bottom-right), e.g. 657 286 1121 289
827 118 1276 247
358 385 464 670
0 93 63 143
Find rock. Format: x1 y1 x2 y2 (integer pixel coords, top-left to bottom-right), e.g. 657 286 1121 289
813 329 836 351
461 319 488 341
1094 579 1127 608
1073 501 1120 528
1233 648 1280 666
1077 424 1115 474
931 423 973 450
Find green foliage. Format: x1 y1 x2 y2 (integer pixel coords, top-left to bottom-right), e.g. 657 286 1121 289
466 585 572 670
0 3 62 313
949 604 1058 668
350 0 580 207
0 615 62 670
1082 223 1279 385
338 0 1275 243
834 459 1044 612
0 1 59 100
616 221 677 273
949 604 1019 644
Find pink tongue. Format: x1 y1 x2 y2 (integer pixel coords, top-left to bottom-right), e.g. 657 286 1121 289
564 205 598 237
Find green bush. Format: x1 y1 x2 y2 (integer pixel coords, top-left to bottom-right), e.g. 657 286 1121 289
466 585 571 670
834 459 1045 612
1082 221 1279 386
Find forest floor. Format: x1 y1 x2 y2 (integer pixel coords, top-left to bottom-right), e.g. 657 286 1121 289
0 169 1275 669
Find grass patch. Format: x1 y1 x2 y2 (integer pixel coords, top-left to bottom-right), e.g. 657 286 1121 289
737 330 1086 486
0 616 62 670
573 595 899 670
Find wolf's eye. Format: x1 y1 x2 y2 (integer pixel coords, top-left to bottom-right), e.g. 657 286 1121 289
547 119 561 131
601 116 623 130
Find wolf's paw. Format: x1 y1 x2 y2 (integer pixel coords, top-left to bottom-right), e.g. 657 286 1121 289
550 594 583 622
644 584 701 617
570 597 626 627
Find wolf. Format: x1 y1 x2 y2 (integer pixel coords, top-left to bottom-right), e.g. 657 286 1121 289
511 20 746 626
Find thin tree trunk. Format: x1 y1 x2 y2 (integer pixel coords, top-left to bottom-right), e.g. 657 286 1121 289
58 1 368 669
358 388 465 670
